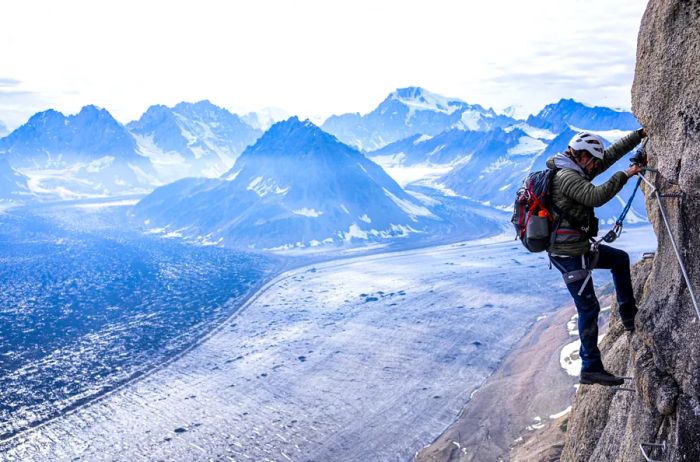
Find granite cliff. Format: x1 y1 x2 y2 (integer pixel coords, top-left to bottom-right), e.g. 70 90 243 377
561 1 700 460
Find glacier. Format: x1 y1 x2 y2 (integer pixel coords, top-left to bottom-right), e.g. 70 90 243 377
0 225 655 461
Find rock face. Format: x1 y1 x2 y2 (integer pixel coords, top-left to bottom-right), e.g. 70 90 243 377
561 1 700 460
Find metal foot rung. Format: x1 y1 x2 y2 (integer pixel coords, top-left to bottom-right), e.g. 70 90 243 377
640 441 666 462
612 376 635 392
612 386 636 392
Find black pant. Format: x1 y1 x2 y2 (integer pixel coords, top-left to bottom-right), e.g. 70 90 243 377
550 245 637 372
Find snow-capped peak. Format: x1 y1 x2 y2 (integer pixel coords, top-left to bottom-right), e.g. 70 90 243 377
499 105 532 120
389 87 465 115
76 104 109 118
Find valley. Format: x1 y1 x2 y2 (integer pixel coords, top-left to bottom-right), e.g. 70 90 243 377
0 86 655 461
0 221 655 461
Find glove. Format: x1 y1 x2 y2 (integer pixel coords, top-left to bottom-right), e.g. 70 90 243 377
630 141 648 166
637 127 647 138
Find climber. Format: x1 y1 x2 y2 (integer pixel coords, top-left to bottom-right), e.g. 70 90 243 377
547 128 647 387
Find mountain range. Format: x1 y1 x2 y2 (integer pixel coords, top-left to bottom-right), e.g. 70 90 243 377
127 100 262 180
526 98 640 133
360 92 645 225
0 88 646 249
0 105 144 168
369 126 544 168
0 101 265 197
132 117 452 250
322 87 516 151
437 127 646 224
0 105 155 197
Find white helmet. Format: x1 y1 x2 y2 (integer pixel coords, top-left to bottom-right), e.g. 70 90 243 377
569 132 605 160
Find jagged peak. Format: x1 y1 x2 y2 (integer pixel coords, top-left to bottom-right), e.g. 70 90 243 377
538 98 632 116
68 105 124 128
138 100 229 118
499 105 532 120
26 108 65 124
142 104 170 114
265 116 322 134
127 104 177 131
72 105 120 122
131 100 250 129
385 86 468 113
392 86 431 99
26 105 114 123
77 104 104 114
173 99 222 113
253 116 338 148
236 116 354 165
380 87 503 121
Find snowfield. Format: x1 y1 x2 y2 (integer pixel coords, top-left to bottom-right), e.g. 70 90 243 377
1 227 655 461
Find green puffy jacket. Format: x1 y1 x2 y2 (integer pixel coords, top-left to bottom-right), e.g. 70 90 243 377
546 130 644 256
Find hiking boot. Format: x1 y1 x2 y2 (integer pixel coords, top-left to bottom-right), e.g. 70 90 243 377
620 313 637 334
580 370 624 386
621 308 638 333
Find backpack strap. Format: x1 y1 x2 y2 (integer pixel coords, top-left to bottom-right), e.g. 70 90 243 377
546 214 564 269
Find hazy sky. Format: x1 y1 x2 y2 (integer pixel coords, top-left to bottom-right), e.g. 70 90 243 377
1 0 647 130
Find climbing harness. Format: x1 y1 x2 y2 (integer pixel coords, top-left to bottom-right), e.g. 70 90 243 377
639 168 700 323
550 229 608 297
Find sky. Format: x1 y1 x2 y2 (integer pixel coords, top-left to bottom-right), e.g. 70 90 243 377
0 0 647 131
